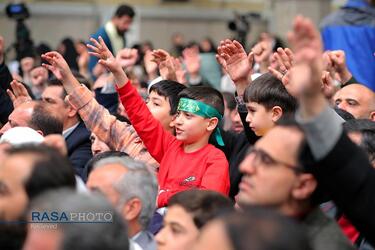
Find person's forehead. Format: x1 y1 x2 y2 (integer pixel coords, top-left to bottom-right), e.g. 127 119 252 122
30 66 47 75
165 205 193 225
336 84 371 102
149 91 168 101
90 164 128 183
118 15 132 21
42 86 64 99
255 126 302 160
246 101 264 109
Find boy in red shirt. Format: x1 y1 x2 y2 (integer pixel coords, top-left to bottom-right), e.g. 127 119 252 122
42 37 230 207
88 37 229 207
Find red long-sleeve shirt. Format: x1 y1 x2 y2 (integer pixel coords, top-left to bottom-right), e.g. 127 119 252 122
117 81 230 207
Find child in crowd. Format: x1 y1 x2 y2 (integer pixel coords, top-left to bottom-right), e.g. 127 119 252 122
43 37 230 208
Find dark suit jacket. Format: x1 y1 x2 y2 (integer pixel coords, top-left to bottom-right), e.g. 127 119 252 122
0 62 14 125
311 132 375 246
65 121 92 179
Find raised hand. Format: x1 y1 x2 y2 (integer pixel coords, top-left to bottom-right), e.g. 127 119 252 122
87 37 119 72
117 48 138 69
321 70 338 100
217 39 253 96
152 49 177 81
268 47 294 90
173 57 187 84
42 51 80 93
252 40 272 73
328 50 351 83
143 50 158 79
288 16 323 98
87 36 128 87
41 51 71 81
217 39 253 82
7 80 32 108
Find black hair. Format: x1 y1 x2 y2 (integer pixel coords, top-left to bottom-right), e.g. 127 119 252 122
29 102 64 135
169 190 234 229
83 151 129 182
222 92 236 111
178 86 225 116
149 80 187 115
344 119 375 163
6 145 76 200
114 4 135 18
223 206 311 250
60 38 79 72
244 73 297 115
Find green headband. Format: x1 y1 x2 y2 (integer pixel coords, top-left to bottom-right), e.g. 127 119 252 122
177 98 225 146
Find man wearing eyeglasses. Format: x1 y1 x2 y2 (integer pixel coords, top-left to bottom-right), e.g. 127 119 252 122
237 118 355 250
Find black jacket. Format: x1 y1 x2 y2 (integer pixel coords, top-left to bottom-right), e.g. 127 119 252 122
65 121 92 179
312 131 375 246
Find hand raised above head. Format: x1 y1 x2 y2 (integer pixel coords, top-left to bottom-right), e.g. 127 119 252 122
7 80 32 108
287 15 324 98
87 37 120 73
117 48 138 69
152 49 178 81
268 47 294 93
41 51 71 81
217 40 253 83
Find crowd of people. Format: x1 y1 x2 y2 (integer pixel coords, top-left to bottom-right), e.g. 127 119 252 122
0 1 374 250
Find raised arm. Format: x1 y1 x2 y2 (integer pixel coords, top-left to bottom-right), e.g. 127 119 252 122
88 36 176 162
216 39 253 97
289 16 375 244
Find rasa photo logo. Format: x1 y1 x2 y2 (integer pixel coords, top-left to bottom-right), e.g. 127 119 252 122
31 210 114 224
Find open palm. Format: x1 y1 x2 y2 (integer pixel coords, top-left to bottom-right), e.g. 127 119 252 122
87 37 119 72
217 40 252 83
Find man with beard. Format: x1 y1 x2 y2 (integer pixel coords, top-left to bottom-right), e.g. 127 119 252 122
88 4 135 75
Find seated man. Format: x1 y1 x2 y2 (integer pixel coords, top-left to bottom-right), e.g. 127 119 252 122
237 118 355 250
0 100 63 137
87 156 158 250
41 79 92 178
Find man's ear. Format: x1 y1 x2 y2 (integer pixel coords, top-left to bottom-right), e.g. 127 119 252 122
207 117 219 132
271 106 283 122
292 173 317 200
36 130 44 137
67 104 78 118
122 198 142 222
370 111 375 121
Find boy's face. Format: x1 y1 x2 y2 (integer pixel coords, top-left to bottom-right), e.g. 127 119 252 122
245 102 275 136
174 111 213 144
147 91 174 133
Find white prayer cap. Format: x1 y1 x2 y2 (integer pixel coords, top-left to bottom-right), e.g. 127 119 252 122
0 127 44 146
